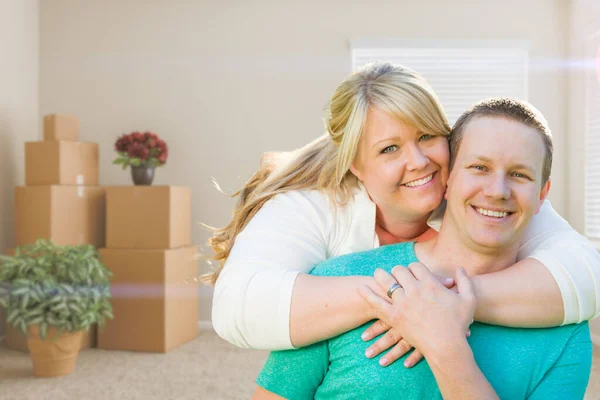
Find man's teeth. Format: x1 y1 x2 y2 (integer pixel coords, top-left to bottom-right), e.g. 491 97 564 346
476 208 509 218
404 174 433 187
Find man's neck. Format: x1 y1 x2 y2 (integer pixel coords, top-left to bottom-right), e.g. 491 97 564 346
415 220 520 278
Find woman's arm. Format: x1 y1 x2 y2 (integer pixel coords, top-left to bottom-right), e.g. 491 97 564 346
471 258 564 327
473 200 600 327
212 190 380 349
359 265 498 399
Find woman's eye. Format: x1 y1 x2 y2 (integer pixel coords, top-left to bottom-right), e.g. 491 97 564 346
381 145 398 154
419 134 435 141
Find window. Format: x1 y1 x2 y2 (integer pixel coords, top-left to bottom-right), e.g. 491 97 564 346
585 35 600 239
351 39 529 125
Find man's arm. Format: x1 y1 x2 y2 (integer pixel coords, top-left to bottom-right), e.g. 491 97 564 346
254 341 329 400
526 323 592 399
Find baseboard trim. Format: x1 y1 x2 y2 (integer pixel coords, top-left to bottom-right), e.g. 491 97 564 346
198 321 214 332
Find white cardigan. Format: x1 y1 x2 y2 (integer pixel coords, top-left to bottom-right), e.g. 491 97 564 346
212 187 600 350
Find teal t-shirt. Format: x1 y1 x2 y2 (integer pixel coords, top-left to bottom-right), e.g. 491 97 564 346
256 242 592 399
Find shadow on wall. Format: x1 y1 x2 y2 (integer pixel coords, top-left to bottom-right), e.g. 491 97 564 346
0 110 17 255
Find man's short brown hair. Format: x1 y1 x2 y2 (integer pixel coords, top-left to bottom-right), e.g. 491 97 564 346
449 98 553 185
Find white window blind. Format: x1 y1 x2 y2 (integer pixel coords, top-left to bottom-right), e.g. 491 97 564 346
351 40 529 125
585 36 600 239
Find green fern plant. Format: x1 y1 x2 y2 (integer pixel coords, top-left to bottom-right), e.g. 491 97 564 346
0 239 114 340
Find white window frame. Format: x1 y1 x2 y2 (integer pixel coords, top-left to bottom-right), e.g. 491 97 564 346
350 39 530 126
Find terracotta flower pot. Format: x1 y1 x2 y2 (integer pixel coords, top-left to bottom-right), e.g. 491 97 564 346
27 324 83 378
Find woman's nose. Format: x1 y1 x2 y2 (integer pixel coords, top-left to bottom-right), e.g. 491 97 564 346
405 144 429 171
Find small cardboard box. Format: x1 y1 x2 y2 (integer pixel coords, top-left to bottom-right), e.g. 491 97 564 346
1 248 96 352
106 186 191 249
15 186 106 247
25 141 99 186
43 114 79 141
97 246 199 353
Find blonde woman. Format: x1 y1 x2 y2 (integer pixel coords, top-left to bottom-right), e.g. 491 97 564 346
203 62 600 368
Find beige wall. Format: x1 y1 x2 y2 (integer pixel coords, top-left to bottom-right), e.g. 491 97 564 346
39 0 570 323
567 0 600 339
0 0 39 336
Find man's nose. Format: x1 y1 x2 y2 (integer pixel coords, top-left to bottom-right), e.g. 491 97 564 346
483 174 511 200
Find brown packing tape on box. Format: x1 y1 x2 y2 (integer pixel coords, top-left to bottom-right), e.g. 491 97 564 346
97 246 199 353
14 186 106 247
1 248 96 351
25 141 99 186
105 186 191 250
43 114 79 141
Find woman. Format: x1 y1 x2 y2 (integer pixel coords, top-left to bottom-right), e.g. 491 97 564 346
203 61 600 368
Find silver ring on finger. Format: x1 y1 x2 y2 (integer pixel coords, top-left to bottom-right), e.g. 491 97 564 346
387 283 402 299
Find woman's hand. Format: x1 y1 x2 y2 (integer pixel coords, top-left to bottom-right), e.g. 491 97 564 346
360 270 457 368
359 263 475 359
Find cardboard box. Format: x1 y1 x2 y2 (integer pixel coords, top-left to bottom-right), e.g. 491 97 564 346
25 141 99 186
106 186 191 249
97 246 199 352
3 324 96 352
15 186 106 247
43 114 79 141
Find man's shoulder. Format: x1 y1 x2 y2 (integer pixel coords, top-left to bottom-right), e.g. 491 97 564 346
310 242 418 277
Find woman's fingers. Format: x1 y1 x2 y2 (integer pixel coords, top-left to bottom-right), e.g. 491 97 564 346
364 326 404 358
402 348 424 368
374 268 404 299
361 319 390 341
377 338 414 367
357 285 392 318
390 265 418 292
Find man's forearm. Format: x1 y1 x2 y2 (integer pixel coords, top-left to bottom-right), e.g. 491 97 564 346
426 339 498 400
290 274 377 347
472 258 564 327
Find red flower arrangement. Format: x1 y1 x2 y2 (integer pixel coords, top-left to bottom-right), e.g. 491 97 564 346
113 131 168 169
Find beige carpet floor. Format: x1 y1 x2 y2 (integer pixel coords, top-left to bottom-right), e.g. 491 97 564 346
0 330 599 400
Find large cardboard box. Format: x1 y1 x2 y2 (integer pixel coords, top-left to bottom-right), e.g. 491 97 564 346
97 246 199 352
106 186 191 249
15 186 106 247
43 114 79 141
25 141 98 186
1 248 96 352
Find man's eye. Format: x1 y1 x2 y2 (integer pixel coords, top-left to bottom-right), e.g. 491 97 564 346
419 134 435 141
512 172 531 180
381 145 398 154
471 165 487 171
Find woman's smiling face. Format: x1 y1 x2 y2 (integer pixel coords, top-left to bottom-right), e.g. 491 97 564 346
351 107 450 224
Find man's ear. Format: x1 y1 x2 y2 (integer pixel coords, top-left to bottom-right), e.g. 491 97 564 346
535 177 551 214
349 163 363 181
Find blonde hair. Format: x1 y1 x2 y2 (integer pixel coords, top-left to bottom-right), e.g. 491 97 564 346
200 61 450 285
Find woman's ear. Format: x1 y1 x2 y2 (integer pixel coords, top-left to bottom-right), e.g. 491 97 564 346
349 163 363 181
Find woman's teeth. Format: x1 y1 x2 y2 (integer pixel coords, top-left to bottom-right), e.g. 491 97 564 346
476 207 509 218
404 174 433 187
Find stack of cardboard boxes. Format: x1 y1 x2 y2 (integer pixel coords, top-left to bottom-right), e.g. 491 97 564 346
4 114 105 352
98 186 199 352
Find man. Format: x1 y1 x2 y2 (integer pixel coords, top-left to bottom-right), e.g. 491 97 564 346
253 98 592 399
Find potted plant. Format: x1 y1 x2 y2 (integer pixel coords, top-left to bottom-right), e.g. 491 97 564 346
113 131 168 185
0 239 114 378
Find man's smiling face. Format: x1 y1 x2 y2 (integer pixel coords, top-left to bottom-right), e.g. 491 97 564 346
445 116 550 252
